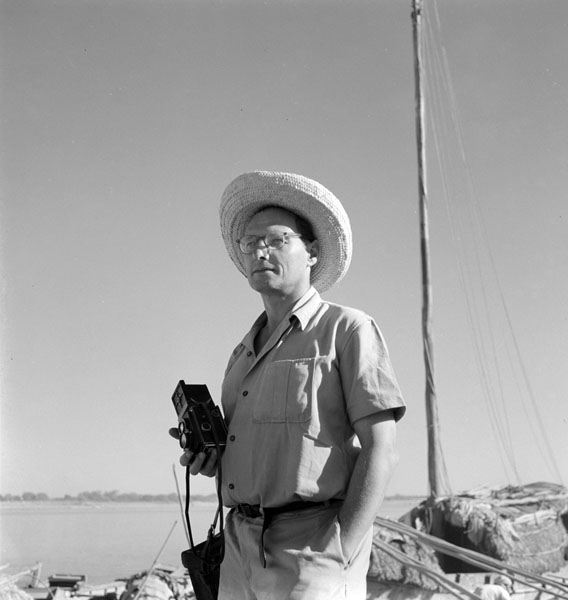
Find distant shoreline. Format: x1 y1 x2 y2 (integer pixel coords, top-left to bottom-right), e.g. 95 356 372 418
0 494 426 506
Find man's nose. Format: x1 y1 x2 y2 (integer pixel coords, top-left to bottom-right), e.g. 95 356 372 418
252 243 270 258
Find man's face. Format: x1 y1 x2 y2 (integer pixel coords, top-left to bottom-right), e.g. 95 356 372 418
242 207 317 298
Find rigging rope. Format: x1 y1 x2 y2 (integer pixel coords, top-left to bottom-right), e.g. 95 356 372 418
376 517 568 600
372 535 480 600
418 0 563 485
424 1 520 483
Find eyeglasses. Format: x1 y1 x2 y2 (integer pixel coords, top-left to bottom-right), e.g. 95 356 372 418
237 232 303 255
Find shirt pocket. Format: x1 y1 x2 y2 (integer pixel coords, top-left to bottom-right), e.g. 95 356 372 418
252 358 314 423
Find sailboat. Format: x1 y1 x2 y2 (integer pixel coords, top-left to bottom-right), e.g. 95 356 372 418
365 1 568 598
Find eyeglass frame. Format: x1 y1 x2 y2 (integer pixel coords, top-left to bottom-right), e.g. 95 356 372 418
237 232 304 255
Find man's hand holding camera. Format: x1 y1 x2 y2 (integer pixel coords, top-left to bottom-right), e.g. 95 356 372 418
168 426 220 477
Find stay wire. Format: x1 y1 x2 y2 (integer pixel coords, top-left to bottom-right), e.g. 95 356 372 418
422 2 520 480
423 0 560 483
424 9 520 480
435 4 561 482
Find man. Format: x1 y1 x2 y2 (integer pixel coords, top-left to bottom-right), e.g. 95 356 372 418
178 171 405 599
474 575 514 600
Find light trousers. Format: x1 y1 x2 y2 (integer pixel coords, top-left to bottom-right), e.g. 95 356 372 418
219 503 373 600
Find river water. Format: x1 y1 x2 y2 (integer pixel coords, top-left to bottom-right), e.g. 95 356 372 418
1 498 422 585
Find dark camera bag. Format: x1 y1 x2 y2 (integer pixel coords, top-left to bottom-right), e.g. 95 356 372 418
181 531 224 600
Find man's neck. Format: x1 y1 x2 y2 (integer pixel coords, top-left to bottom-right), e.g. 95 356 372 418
260 285 310 335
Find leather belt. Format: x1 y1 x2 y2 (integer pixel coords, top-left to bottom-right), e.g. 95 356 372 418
234 499 342 567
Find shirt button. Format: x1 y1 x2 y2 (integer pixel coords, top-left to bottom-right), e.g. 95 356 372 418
247 351 252 357
228 484 235 490
242 390 248 396
229 435 236 442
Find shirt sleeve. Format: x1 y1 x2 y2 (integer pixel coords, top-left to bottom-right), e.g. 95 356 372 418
339 315 406 424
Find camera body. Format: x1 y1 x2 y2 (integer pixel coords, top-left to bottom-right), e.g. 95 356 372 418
172 381 227 455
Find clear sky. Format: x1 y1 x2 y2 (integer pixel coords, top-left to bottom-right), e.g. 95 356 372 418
1 0 567 500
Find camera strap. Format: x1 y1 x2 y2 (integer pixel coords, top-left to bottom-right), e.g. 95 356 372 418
184 466 224 558
181 406 225 600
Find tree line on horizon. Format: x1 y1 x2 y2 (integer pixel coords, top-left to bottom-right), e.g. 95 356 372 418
1 490 421 503
0 490 217 503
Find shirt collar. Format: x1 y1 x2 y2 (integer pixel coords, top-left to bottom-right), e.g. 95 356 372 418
243 287 321 351
289 286 321 330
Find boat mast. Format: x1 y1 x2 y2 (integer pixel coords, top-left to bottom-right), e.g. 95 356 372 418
411 0 451 498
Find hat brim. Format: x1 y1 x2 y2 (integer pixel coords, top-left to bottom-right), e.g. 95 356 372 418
219 171 352 293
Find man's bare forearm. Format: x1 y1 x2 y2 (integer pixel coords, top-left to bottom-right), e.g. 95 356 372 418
338 413 398 559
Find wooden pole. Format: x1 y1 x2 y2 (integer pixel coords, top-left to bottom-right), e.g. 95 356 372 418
411 0 451 498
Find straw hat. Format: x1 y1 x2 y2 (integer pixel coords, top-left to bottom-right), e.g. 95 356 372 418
219 171 352 293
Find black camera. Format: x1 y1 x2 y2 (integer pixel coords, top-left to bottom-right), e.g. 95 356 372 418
171 381 227 455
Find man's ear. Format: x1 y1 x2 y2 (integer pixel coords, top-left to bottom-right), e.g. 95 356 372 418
307 240 319 266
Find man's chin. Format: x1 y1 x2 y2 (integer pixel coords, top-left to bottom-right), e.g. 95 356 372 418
248 274 281 294
249 280 277 294
249 270 274 283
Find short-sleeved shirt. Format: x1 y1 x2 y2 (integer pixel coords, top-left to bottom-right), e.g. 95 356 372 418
220 287 405 508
